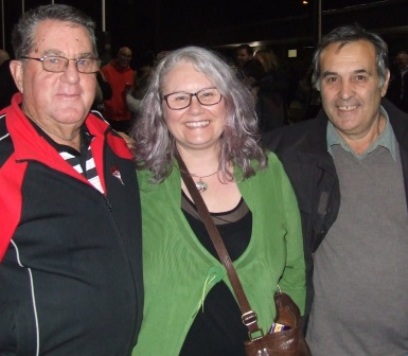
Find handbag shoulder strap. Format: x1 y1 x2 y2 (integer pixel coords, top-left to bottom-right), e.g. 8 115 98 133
175 152 262 336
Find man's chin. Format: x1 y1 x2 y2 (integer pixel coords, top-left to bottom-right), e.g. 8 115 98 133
53 108 88 124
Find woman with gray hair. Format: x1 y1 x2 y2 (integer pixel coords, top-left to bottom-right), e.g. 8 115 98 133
131 46 306 355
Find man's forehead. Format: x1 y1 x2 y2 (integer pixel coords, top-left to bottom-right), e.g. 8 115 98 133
32 20 92 53
320 41 376 66
322 40 375 56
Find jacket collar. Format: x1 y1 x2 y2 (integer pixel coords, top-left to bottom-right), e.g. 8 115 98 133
382 98 408 151
297 98 408 178
5 93 111 191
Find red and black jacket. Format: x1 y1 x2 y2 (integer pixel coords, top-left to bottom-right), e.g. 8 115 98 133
0 94 143 355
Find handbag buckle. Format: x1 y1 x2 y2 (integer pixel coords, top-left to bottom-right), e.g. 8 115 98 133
242 310 258 327
242 311 264 340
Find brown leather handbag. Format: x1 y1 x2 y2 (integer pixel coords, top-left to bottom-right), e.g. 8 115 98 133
177 153 311 356
244 292 311 355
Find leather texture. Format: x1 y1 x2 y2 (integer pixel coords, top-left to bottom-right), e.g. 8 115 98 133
244 293 311 356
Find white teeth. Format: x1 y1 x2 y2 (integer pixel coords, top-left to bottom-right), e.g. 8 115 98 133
185 121 209 127
338 106 357 111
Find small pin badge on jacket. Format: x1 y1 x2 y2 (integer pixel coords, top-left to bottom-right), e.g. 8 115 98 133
111 165 125 185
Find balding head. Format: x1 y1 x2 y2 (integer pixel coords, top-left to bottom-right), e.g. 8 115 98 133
395 51 408 70
117 46 132 68
0 49 10 65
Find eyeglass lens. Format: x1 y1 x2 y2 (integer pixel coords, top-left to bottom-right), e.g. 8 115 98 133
43 56 100 73
165 88 221 109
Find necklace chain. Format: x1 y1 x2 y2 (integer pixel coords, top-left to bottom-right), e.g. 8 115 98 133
181 168 219 193
189 169 219 179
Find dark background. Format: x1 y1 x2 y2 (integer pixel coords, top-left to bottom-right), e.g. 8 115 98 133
2 0 408 69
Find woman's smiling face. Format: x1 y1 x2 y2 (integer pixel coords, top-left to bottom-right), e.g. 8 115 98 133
161 60 227 152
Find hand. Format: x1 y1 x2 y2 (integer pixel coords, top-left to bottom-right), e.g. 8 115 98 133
115 131 136 149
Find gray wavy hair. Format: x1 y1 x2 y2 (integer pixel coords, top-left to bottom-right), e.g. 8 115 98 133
311 24 389 91
131 45 267 183
11 4 97 59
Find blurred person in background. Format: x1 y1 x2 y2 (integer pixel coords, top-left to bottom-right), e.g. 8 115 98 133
101 46 135 132
234 43 263 87
386 50 408 112
0 49 18 109
0 49 10 65
126 65 153 124
253 48 290 132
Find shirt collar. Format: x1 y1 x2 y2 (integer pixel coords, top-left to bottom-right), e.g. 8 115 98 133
29 119 93 156
327 105 397 161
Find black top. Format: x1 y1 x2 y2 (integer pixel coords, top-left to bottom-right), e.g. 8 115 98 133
179 192 252 355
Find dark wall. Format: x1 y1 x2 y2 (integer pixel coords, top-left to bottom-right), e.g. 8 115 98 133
2 0 408 70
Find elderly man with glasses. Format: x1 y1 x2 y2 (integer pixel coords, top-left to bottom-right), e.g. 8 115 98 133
0 4 143 355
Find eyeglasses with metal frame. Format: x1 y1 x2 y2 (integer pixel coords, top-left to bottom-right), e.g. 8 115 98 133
20 55 101 74
162 87 222 110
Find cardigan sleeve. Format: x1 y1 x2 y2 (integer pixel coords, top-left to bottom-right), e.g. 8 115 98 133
275 156 307 314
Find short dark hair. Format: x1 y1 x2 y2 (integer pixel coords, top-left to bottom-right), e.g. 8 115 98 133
11 4 97 59
395 50 408 57
311 24 389 90
236 44 254 56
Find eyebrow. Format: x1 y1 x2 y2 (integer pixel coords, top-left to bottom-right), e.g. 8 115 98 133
42 49 64 56
164 87 216 95
41 49 94 58
321 69 372 77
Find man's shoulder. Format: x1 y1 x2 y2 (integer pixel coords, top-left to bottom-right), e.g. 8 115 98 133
100 62 115 75
383 98 408 123
101 61 114 69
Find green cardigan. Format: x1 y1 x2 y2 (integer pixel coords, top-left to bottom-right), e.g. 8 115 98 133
133 153 306 355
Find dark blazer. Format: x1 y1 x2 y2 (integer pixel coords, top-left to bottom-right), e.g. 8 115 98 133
263 98 408 318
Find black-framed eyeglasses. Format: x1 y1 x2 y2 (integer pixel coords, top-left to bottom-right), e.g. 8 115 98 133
162 87 222 110
20 55 101 74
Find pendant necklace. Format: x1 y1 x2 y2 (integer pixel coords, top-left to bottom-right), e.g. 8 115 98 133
190 169 219 193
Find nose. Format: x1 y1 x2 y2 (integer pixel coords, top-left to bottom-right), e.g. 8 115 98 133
187 95 204 113
338 79 354 100
61 60 80 84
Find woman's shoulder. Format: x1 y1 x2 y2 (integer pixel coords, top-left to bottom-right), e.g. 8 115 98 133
241 152 285 184
136 164 180 193
136 167 156 192
265 151 284 170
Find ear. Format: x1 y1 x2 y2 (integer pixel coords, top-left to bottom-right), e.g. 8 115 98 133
9 59 24 93
381 69 391 97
